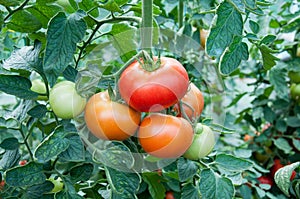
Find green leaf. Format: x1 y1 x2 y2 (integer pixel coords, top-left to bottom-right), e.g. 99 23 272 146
177 158 198 182
106 167 140 198
219 36 249 75
282 16 300 33
27 4 62 28
274 162 300 197
59 134 85 162
229 0 245 13
70 163 94 183
93 142 135 171
199 169 235 199
7 10 42 33
5 162 46 187
206 1 243 58
27 105 48 118
3 41 42 72
292 139 300 151
181 183 200 199
215 153 253 171
273 138 293 154
0 137 19 150
110 23 138 62
63 66 78 82
98 0 128 13
34 126 70 163
260 35 276 45
142 172 165 199
0 0 20 6
43 11 87 86
259 45 279 70
286 116 300 127
0 149 20 170
244 0 256 9
249 20 259 34
24 181 54 199
269 66 288 99
0 75 38 99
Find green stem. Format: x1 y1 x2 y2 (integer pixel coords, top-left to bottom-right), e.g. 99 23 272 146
19 127 34 161
178 0 184 28
4 0 30 21
141 0 153 51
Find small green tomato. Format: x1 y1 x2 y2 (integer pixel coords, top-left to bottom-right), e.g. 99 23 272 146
183 124 215 160
48 177 63 193
31 79 48 101
288 71 300 84
290 83 300 100
49 81 86 119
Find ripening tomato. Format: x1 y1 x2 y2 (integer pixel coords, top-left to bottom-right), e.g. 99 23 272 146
84 91 141 141
138 113 193 158
183 124 215 160
173 83 204 121
49 81 86 119
165 191 175 199
118 57 189 112
257 176 273 187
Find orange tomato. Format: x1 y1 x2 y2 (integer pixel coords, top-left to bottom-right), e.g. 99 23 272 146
84 91 141 141
138 113 193 158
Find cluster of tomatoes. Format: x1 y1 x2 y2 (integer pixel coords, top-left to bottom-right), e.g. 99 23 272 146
83 56 215 159
32 55 216 160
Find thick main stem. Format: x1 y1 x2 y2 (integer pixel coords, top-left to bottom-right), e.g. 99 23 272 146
141 0 153 51
178 0 184 28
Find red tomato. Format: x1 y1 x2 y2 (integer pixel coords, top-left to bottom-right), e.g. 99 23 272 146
84 91 141 141
138 113 193 158
165 191 175 199
0 180 4 190
118 57 189 112
173 83 204 121
19 160 27 166
270 159 283 177
257 176 273 186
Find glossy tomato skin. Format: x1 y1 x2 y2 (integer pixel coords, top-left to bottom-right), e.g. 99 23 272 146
49 81 86 119
118 57 189 112
138 113 193 158
183 124 215 160
173 83 204 120
85 91 141 141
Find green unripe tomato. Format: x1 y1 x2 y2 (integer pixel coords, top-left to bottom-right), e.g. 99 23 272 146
49 81 86 119
31 79 48 101
48 177 63 193
288 71 300 84
290 83 300 100
183 124 215 160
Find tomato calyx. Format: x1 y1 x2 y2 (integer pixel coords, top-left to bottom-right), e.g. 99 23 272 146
138 50 161 72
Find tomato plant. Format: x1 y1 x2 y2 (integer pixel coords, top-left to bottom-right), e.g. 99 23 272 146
0 0 299 198
173 82 204 121
84 91 141 141
138 113 193 158
118 57 189 112
49 81 86 119
183 124 215 160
